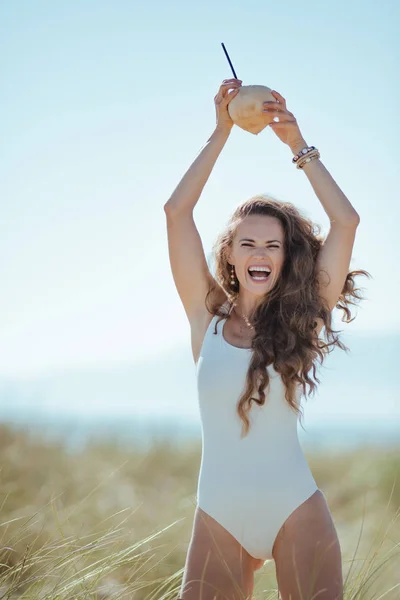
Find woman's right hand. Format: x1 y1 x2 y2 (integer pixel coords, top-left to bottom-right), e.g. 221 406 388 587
214 78 242 133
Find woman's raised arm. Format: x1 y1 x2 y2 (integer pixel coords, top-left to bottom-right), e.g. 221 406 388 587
163 78 241 216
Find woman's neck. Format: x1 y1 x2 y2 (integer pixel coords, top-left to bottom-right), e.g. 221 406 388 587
233 296 259 320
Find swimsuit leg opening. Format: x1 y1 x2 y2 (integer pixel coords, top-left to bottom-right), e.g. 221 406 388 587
270 486 320 558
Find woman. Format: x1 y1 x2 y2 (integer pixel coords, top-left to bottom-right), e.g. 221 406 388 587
164 78 370 600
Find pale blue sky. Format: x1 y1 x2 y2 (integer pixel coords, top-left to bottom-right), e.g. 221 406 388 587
0 0 399 388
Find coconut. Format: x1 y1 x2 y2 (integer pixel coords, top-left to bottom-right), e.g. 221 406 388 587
228 84 276 135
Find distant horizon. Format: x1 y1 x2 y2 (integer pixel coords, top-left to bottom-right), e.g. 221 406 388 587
1 407 399 456
1 328 398 441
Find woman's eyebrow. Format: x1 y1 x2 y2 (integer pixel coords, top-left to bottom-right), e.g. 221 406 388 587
239 238 281 244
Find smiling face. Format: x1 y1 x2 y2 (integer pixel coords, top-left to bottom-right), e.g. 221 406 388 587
227 214 286 306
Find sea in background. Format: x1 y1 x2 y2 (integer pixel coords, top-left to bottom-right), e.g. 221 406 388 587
1 329 399 455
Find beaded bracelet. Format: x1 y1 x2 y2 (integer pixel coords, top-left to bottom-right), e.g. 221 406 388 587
292 146 317 164
296 147 319 165
296 150 321 169
297 153 320 169
296 150 320 169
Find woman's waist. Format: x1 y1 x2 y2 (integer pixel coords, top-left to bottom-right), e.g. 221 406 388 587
198 451 315 490
201 438 308 471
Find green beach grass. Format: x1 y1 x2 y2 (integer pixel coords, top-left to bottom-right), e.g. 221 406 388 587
0 423 398 599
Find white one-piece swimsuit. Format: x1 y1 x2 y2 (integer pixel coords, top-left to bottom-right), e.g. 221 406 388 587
195 302 319 561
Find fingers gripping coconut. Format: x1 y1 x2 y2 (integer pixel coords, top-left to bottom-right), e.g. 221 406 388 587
215 80 300 138
214 78 243 133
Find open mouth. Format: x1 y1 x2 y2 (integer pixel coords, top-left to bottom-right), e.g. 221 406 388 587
247 268 272 282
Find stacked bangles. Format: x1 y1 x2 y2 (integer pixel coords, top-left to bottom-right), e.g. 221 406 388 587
292 145 321 169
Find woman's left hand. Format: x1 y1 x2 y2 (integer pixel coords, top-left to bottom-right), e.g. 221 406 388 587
263 91 305 149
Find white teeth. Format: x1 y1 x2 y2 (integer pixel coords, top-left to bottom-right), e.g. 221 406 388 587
248 265 271 273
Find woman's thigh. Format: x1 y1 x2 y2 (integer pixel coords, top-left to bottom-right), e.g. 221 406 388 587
272 490 343 600
179 506 257 600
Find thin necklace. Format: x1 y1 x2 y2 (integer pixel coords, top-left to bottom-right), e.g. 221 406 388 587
233 303 255 330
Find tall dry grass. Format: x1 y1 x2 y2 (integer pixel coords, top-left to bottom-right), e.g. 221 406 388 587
0 422 399 599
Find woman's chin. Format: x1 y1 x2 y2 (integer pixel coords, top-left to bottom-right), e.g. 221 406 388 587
246 273 272 288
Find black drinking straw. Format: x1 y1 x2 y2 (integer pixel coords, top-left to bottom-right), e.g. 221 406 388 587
221 43 238 79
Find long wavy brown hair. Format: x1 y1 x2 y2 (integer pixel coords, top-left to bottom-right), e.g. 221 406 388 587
204 195 371 439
